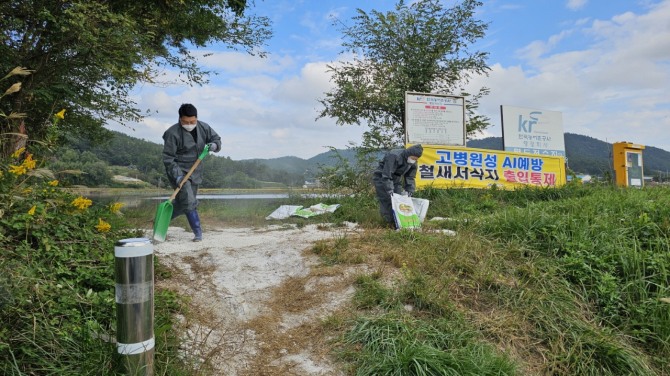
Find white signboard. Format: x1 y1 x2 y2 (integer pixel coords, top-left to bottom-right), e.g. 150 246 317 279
405 92 465 146
501 105 565 156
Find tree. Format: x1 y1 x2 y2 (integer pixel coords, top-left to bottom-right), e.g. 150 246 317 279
48 149 112 186
225 170 256 188
318 0 490 149
316 144 380 194
0 0 271 156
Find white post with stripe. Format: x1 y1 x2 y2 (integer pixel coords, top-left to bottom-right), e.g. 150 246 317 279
115 238 154 375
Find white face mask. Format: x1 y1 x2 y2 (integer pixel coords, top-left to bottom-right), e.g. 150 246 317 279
407 157 417 164
181 123 196 132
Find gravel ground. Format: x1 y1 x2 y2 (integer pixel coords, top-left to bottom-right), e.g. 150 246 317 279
151 222 363 375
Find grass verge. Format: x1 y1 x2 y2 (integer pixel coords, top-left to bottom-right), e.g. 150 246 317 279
309 184 669 375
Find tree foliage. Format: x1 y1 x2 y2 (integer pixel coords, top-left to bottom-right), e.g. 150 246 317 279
0 0 271 156
318 0 490 148
316 145 381 194
48 149 113 187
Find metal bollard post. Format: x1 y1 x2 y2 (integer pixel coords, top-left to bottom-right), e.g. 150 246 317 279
115 238 154 375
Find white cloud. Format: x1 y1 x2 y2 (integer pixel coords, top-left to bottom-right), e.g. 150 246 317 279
517 31 579 67
272 62 334 105
108 0 670 162
566 0 587 11
467 0 670 152
107 54 365 160
198 51 296 74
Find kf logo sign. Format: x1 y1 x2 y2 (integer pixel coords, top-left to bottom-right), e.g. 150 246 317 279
518 111 542 133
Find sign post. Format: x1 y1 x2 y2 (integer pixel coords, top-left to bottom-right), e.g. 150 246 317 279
500 105 565 156
405 92 465 146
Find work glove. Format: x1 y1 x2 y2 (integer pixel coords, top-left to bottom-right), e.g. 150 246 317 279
387 191 394 198
176 175 184 186
406 191 413 197
207 143 218 152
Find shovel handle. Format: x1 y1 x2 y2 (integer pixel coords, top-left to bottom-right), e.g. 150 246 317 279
168 144 210 201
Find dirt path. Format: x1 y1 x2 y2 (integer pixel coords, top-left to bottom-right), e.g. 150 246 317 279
152 223 365 375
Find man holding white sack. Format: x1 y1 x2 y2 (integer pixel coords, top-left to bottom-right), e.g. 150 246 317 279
372 144 424 227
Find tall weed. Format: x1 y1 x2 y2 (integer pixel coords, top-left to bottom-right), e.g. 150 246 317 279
468 185 670 370
341 314 517 376
325 184 668 374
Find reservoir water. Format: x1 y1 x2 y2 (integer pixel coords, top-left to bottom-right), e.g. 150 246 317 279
87 191 341 209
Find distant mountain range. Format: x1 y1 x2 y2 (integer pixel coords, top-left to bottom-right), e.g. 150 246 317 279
468 133 670 176
246 133 670 177
80 131 670 185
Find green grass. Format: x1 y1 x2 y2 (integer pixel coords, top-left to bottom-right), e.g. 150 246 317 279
340 314 517 376
125 182 667 375
7 182 670 375
311 183 670 375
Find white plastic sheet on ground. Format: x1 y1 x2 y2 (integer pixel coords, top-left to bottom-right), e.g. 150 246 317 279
293 203 341 218
265 205 303 220
266 203 340 220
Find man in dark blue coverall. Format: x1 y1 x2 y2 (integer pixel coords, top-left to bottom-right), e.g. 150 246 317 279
372 144 424 227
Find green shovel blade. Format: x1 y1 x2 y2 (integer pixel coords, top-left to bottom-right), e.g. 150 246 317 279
152 199 173 242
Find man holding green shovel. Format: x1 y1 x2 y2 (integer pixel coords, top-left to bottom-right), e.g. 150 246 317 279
162 103 221 242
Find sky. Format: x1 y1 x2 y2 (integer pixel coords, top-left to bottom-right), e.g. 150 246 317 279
107 0 670 160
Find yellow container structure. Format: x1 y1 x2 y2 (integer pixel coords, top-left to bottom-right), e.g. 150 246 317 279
612 142 645 187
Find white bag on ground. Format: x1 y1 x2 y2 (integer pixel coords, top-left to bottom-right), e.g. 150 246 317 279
391 193 421 230
411 197 430 222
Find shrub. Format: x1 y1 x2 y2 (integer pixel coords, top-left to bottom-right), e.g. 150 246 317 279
0 143 143 374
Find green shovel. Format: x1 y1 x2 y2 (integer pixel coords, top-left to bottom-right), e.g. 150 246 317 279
152 144 210 242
